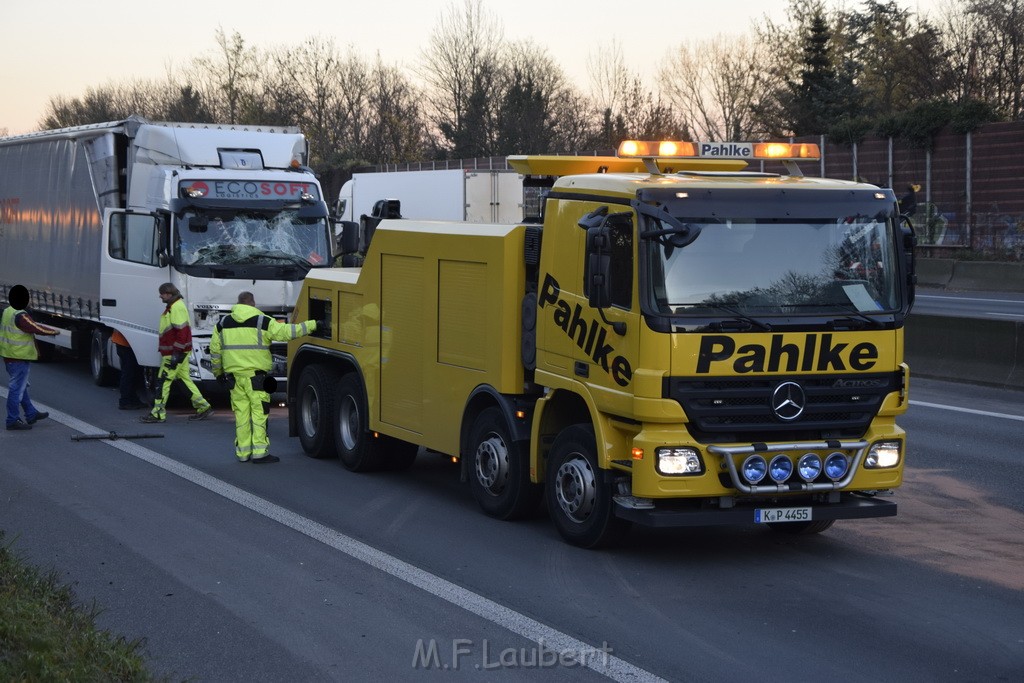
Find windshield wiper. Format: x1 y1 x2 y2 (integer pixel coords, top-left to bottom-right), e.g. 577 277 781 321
827 304 884 329
257 253 311 266
681 303 773 331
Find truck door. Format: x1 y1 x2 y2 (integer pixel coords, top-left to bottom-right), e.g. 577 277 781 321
100 210 167 366
576 208 639 413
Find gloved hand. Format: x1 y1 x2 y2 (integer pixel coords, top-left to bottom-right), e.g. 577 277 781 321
216 373 227 387
169 351 185 369
315 319 330 335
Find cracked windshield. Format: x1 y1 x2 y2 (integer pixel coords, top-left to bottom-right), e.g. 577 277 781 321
177 211 329 268
652 216 899 315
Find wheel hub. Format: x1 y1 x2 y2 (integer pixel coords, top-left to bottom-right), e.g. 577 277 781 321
300 386 319 437
475 435 508 494
339 395 359 450
554 456 597 523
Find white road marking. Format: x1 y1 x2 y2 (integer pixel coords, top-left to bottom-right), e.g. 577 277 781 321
916 294 1021 304
910 400 1024 422
4 392 665 683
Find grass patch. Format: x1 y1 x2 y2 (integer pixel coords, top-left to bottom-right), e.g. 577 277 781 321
0 531 156 682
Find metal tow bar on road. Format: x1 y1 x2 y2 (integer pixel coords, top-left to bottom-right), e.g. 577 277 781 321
71 431 165 442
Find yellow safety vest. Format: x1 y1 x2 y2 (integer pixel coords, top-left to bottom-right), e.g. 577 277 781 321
210 304 316 375
0 307 37 361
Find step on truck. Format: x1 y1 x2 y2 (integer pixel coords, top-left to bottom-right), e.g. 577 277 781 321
0 116 334 389
287 140 915 548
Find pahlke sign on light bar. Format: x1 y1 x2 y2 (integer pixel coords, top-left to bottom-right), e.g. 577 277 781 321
697 142 754 158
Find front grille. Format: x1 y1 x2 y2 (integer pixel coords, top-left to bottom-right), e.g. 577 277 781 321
665 372 900 443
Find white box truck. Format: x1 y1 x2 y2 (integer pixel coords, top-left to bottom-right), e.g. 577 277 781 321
336 168 524 225
0 115 333 388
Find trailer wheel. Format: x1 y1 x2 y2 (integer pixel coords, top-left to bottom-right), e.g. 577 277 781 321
296 364 337 459
334 373 383 472
767 519 836 535
468 407 540 520
90 329 117 387
545 424 630 548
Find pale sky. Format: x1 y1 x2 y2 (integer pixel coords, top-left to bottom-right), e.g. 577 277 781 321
1 0 944 135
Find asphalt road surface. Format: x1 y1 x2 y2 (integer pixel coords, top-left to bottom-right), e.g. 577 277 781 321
1 357 1022 682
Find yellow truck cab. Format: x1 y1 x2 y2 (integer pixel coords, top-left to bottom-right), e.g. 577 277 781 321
287 140 915 547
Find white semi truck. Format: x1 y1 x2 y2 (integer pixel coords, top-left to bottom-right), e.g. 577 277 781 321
336 168 524 225
0 115 333 389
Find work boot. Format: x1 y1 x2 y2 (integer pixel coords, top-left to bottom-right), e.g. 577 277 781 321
27 412 49 425
6 420 32 431
251 454 280 464
189 406 214 421
139 414 164 424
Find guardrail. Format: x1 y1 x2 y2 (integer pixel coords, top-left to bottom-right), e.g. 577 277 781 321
917 258 1024 292
906 313 1024 390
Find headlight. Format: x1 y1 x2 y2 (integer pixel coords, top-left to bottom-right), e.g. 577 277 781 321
797 453 822 481
768 455 793 483
824 452 850 480
742 455 767 484
865 441 901 468
656 447 704 475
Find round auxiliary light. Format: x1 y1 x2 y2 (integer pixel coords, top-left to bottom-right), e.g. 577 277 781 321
824 452 850 480
797 453 823 482
742 455 767 484
769 454 793 483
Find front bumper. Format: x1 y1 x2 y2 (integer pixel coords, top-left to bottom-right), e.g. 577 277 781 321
613 492 895 528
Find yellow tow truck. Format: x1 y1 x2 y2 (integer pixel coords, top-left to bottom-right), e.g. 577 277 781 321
287 140 915 547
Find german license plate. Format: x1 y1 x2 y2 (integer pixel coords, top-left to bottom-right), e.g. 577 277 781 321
755 507 812 523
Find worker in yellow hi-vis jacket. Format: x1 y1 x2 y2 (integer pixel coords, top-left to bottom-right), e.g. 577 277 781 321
210 291 321 463
141 282 212 423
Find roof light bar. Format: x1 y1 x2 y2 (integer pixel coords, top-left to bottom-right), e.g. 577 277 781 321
617 140 820 162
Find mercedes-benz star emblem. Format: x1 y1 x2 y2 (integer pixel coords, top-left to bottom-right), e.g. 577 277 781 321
771 381 806 421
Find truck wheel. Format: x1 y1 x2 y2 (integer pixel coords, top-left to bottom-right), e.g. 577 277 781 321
545 424 630 548
90 329 117 387
334 373 383 472
296 365 337 459
768 519 836 535
468 407 541 520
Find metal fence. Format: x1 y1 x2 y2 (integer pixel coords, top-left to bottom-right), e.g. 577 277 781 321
343 122 1024 258
790 121 1024 256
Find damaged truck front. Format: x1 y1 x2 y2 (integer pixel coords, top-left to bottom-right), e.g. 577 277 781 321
0 116 333 388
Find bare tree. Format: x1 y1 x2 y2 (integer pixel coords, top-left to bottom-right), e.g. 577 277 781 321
418 0 504 156
364 56 429 163
185 28 264 124
661 35 770 141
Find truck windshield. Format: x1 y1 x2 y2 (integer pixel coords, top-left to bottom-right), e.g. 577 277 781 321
646 215 901 316
176 210 330 268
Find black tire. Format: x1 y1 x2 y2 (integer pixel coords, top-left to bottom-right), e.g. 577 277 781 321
296 364 337 458
767 519 836 535
334 373 384 472
545 424 630 548
468 407 541 520
90 329 117 387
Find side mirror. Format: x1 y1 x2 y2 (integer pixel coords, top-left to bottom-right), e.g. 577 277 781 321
901 215 917 309
338 221 360 254
585 225 612 309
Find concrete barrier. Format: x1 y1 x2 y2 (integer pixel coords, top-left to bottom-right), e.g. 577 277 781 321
918 258 1024 292
905 313 1024 389
915 258 954 288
